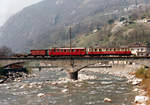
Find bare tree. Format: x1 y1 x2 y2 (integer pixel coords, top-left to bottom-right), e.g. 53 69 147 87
0 46 13 57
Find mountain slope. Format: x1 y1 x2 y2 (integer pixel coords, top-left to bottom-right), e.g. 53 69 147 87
0 0 149 52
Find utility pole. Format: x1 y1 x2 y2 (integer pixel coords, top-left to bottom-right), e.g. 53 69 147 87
135 0 138 7
69 27 74 67
69 27 72 53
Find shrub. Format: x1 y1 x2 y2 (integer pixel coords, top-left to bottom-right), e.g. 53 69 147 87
120 17 126 22
108 19 114 24
135 67 150 79
26 68 32 74
135 67 146 78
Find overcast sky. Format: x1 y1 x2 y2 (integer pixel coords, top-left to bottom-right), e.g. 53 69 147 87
0 0 42 27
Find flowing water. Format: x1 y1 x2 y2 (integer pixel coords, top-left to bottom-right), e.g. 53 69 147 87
0 68 135 105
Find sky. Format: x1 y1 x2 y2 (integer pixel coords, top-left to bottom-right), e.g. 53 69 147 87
0 0 42 27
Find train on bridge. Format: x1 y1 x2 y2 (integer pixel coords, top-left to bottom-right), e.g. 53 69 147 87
13 47 132 57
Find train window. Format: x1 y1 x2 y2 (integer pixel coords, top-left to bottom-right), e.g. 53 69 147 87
61 49 63 52
54 49 56 52
89 49 92 52
141 48 143 51
72 49 75 52
56 49 59 52
81 49 85 52
95 49 97 52
64 49 66 52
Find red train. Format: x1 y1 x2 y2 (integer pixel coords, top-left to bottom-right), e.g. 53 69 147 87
29 47 132 57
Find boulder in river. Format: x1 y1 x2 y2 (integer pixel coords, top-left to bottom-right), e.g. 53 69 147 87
62 89 68 93
37 93 45 97
104 98 112 102
134 95 149 103
132 78 142 85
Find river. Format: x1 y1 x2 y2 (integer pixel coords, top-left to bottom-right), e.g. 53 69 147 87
0 68 135 105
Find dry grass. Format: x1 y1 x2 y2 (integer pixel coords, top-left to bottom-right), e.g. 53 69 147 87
135 67 150 79
26 68 32 74
135 67 150 104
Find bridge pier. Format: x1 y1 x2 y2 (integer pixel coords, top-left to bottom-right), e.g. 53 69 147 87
67 71 78 80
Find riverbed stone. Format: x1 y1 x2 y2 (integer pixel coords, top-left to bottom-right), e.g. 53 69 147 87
37 93 45 97
132 78 142 85
134 96 149 103
20 84 26 89
104 98 112 102
62 89 68 93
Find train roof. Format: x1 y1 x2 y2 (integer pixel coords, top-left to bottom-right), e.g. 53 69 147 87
48 47 86 49
31 49 48 51
87 47 129 49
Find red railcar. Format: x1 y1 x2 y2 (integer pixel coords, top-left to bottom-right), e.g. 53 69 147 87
30 50 48 56
87 48 132 56
48 48 86 56
29 47 132 57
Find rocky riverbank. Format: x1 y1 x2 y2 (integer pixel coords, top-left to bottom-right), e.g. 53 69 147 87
0 68 31 83
81 64 149 105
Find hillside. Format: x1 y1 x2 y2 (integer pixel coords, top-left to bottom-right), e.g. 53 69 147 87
73 6 150 48
0 0 150 52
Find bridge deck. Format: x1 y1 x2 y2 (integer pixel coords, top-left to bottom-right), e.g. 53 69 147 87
1 56 150 60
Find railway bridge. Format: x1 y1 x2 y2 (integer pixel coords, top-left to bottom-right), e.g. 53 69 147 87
0 56 150 80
